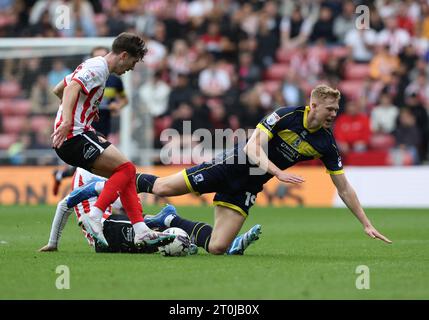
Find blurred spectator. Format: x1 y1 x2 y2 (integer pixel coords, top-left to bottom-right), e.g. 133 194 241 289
281 72 305 106
167 73 194 113
405 72 429 105
141 34 167 72
369 5 385 32
369 45 400 83
29 0 63 27
333 1 356 44
30 74 58 115
19 58 41 98
237 51 260 91
310 6 336 44
240 83 271 129
392 108 422 164
289 45 322 82
29 9 60 37
7 133 30 165
334 101 371 154
61 0 97 37
47 59 71 88
370 92 399 134
344 27 377 63
200 21 223 55
238 3 259 37
280 5 313 49
399 44 419 72
139 70 171 117
404 92 429 161
168 39 192 80
376 0 399 19
419 1 429 39
377 14 411 55
262 0 282 41
198 58 231 97
255 11 279 68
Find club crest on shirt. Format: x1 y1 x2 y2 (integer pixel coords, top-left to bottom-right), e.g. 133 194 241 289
265 112 280 126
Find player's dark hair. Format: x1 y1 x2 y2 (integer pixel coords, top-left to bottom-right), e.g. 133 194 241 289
112 32 148 60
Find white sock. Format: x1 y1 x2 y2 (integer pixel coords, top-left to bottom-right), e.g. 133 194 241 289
133 221 151 234
89 206 103 221
94 181 105 195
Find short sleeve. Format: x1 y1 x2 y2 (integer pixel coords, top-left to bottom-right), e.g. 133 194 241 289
72 60 106 94
321 141 344 175
256 107 297 140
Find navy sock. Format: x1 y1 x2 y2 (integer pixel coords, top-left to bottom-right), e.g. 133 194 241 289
136 173 158 193
171 216 212 252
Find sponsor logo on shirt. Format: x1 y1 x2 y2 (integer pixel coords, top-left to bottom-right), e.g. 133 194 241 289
265 112 280 126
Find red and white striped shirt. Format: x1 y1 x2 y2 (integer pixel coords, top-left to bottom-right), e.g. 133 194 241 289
54 56 109 139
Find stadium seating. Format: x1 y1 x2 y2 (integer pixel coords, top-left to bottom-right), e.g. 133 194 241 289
30 115 52 132
343 150 390 166
329 46 351 59
8 99 32 116
2 116 27 134
344 63 370 80
264 63 289 81
276 48 299 63
338 80 364 100
0 133 17 150
0 81 21 99
370 133 396 150
263 80 282 95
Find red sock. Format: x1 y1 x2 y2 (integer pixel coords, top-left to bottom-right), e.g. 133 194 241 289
94 162 135 212
119 180 144 224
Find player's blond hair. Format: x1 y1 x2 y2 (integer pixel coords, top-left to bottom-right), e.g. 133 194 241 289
310 85 341 102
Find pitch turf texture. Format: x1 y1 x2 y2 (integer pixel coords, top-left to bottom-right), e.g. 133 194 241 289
0 205 428 299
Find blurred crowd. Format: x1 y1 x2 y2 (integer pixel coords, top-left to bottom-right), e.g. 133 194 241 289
1 0 429 165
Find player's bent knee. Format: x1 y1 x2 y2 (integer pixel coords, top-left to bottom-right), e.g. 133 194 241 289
116 161 136 177
208 243 229 255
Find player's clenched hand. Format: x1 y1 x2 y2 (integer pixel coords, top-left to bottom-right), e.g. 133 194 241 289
276 172 305 184
364 225 392 244
51 122 71 149
38 244 58 252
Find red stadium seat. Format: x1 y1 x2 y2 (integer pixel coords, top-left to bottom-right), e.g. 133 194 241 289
30 115 52 132
10 99 32 116
338 80 364 100
344 63 370 80
370 133 396 150
263 80 281 94
2 116 27 134
0 134 17 150
330 46 351 59
0 99 12 115
265 64 289 81
276 48 299 63
0 81 21 99
343 150 389 166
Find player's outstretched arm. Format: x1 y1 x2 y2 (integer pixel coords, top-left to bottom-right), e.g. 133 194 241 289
244 128 305 184
330 173 392 244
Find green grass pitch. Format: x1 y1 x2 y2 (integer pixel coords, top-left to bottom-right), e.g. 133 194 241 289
0 205 428 299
